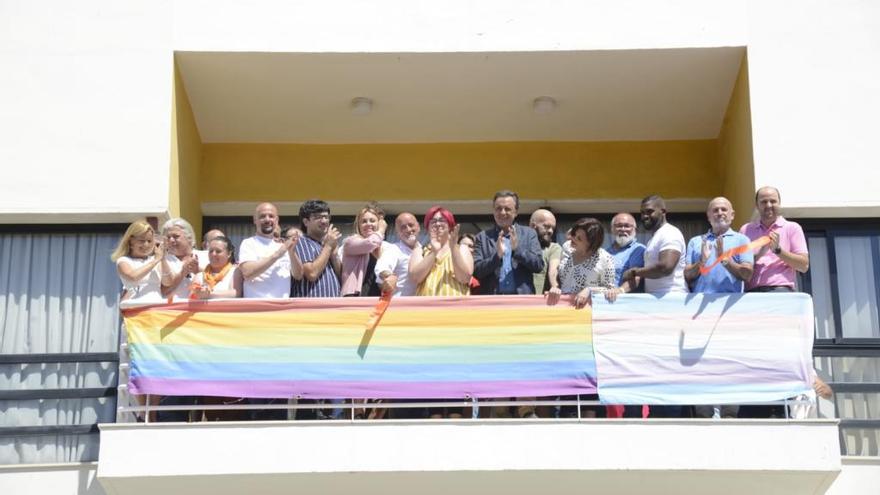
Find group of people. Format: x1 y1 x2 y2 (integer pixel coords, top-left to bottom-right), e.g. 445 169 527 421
112 187 829 421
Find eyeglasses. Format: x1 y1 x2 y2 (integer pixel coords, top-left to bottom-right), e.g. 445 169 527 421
429 218 449 227
309 213 331 221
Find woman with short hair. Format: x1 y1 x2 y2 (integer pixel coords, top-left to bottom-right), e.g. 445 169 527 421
409 206 473 297
548 217 618 308
160 218 200 301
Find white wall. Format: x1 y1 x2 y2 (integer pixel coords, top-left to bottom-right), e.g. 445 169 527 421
747 0 880 217
0 463 105 495
171 0 747 53
2 0 879 220
0 1 174 223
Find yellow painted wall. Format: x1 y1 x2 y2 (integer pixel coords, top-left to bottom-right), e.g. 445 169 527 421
200 140 719 205
716 53 756 229
170 63 203 237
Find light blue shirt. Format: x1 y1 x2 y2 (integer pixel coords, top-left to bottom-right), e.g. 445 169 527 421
608 239 646 287
498 237 515 293
686 229 754 293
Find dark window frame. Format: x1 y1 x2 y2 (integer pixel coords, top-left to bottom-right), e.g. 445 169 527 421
800 218 880 348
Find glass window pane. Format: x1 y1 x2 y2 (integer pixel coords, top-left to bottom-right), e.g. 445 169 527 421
834 236 880 338
808 237 836 339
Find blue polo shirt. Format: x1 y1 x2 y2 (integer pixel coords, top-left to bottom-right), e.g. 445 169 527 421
686 229 754 293
608 240 646 286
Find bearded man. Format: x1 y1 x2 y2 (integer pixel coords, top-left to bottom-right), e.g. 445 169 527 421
607 212 646 288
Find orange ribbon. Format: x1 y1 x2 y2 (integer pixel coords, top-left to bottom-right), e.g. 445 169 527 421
365 291 394 332
188 281 204 300
699 235 771 275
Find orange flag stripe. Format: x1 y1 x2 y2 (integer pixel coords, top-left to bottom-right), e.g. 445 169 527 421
699 235 771 275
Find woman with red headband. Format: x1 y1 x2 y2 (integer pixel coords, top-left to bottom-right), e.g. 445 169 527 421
409 206 473 297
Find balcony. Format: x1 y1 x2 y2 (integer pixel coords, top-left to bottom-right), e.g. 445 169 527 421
96 293 842 494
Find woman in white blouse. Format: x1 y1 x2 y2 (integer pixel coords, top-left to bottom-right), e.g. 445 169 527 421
548 217 618 308
191 236 242 299
111 219 166 302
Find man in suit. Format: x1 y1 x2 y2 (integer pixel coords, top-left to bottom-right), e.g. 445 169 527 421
473 190 544 295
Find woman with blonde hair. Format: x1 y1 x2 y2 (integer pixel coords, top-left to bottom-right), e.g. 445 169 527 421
340 204 388 297
112 219 167 421
111 219 165 302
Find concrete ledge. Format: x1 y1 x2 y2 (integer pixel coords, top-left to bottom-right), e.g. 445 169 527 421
97 419 841 495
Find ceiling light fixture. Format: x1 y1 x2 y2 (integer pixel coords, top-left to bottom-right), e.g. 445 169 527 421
532 96 556 114
350 97 373 116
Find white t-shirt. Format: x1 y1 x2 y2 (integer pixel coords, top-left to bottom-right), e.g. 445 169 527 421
238 235 291 298
164 254 194 301
116 256 163 302
374 240 418 296
643 222 688 294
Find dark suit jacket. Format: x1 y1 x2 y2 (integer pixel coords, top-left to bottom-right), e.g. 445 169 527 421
473 223 544 295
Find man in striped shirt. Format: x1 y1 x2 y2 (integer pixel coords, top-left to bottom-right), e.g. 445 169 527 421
291 199 342 298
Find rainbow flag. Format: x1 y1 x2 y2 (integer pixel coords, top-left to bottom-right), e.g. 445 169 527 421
592 293 815 405
123 295 597 399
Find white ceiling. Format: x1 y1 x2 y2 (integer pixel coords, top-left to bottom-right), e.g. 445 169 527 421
177 47 745 144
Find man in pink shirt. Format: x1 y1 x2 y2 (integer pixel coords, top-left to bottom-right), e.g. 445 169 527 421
739 186 809 292
739 186 810 418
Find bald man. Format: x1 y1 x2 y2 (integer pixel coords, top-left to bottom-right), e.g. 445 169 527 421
684 197 754 294
608 212 646 287
621 195 688 295
238 202 303 298
374 212 422 296
684 197 755 419
529 208 562 295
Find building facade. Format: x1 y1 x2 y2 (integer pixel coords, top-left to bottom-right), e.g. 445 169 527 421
1 1 879 493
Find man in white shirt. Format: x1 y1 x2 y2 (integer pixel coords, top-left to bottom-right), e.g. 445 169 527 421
238 202 303 298
622 195 688 295
620 195 688 419
374 212 421 296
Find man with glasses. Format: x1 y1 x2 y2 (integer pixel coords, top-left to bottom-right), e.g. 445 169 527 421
473 190 544 295
291 199 342 298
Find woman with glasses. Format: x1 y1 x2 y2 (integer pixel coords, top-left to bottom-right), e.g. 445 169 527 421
409 206 473 297
408 207 474 419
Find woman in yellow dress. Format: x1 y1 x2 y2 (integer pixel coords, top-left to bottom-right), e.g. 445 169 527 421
408 206 474 419
409 206 473 296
